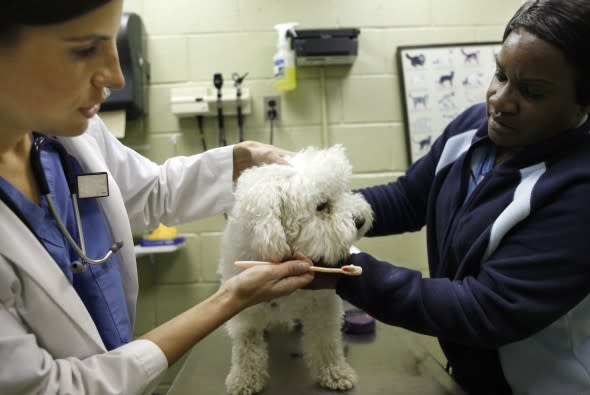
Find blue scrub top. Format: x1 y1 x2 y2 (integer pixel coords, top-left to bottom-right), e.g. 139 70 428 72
0 136 132 350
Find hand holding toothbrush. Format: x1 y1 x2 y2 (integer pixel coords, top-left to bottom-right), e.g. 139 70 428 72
235 260 363 276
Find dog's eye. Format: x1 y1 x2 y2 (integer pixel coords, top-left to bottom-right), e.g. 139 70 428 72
316 201 329 212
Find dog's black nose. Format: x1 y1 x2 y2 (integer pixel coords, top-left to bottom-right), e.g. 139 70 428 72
353 215 365 229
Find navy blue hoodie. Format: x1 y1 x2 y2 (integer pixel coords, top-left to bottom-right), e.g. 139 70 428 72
338 103 590 394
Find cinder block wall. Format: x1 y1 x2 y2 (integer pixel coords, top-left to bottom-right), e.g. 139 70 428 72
119 1 522 392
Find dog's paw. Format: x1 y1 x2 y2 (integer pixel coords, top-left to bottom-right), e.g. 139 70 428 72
225 366 268 395
315 364 358 391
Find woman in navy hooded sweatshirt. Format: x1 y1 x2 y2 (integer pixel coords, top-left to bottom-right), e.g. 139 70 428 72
313 1 590 394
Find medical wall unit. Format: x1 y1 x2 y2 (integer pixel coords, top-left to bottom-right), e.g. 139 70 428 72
169 85 252 117
170 73 253 148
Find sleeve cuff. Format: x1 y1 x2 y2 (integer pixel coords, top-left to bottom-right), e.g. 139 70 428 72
117 339 168 384
204 145 235 213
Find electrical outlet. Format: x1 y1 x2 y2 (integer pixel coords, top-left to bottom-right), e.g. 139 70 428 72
263 96 281 121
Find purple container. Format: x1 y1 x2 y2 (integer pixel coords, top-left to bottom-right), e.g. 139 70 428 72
342 309 376 335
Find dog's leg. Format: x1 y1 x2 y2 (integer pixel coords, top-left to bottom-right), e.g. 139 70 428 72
300 293 357 390
225 311 269 395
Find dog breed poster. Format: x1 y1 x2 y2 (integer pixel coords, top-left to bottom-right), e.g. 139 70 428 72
398 42 501 164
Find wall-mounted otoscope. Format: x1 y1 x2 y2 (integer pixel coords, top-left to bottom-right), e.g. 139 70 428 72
213 73 226 146
232 72 249 142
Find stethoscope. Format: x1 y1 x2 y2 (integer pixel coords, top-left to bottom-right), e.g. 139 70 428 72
4 87 123 273
30 134 123 273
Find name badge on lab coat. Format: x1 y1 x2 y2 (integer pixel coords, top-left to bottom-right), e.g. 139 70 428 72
77 172 109 199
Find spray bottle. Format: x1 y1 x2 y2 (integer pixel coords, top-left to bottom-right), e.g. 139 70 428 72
273 22 298 91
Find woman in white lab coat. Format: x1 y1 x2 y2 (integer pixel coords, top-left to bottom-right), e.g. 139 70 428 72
0 1 314 394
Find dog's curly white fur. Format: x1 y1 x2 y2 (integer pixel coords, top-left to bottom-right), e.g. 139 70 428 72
218 145 374 395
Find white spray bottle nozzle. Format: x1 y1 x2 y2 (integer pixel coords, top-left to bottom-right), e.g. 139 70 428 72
274 22 298 49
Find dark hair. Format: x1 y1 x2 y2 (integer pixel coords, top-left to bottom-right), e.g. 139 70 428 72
503 0 590 105
0 1 112 43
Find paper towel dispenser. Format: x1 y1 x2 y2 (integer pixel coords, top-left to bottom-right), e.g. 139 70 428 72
291 28 360 66
101 12 149 119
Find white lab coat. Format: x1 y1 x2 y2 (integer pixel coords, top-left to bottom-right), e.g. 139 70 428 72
0 116 235 394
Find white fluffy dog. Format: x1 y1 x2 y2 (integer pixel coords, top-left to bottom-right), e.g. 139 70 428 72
218 145 374 395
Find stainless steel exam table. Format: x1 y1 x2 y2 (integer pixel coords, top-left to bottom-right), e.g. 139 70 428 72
168 318 467 395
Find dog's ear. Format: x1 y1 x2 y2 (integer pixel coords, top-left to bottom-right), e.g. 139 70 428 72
233 165 293 261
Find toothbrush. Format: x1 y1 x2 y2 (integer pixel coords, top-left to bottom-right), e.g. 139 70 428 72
234 261 363 276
